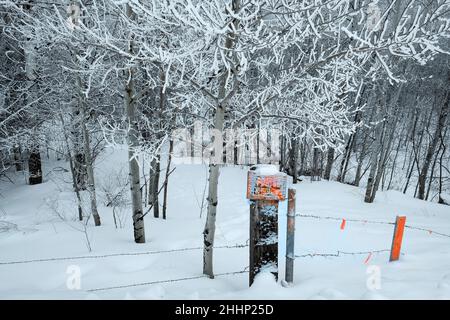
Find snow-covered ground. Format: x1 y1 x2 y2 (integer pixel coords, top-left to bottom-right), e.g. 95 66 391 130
1 147 450 299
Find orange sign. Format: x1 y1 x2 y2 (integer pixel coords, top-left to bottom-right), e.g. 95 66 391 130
246 171 287 201
390 216 406 262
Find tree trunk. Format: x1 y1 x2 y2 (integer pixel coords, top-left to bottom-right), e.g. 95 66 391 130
290 137 299 184
256 123 260 164
438 129 447 204
417 93 449 200
60 113 83 221
13 145 23 171
370 122 388 202
299 137 307 176
354 105 377 186
411 105 434 195
203 146 222 278
403 151 416 194
364 152 379 203
24 5 42 186
71 111 87 191
353 153 364 186
28 147 42 185
279 133 285 172
78 77 101 226
149 155 161 218
370 88 402 201
387 135 402 190
403 109 420 194
337 111 361 183
125 4 145 243
324 147 335 180
311 147 321 182
203 0 240 278
162 140 174 220
71 102 87 191
149 67 167 217
425 142 441 201
337 135 353 182
364 101 384 203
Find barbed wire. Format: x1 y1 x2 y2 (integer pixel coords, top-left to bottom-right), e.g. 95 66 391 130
295 213 394 226
295 249 392 260
87 269 249 292
0 243 249 266
404 225 450 239
295 213 450 239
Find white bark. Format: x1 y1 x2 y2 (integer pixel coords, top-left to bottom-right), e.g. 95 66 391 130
203 0 240 278
125 4 145 244
77 76 101 226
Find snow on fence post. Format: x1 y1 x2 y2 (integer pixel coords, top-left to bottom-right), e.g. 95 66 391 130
285 188 296 285
247 165 287 286
390 216 406 262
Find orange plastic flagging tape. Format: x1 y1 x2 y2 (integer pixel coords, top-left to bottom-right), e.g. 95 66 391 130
340 219 346 230
390 216 406 262
364 252 372 264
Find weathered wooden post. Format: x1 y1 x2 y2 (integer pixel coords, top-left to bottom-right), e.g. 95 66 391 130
285 188 296 284
390 216 406 262
247 165 287 286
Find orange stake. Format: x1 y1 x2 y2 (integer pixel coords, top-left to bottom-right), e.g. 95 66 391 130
390 216 406 262
340 219 346 230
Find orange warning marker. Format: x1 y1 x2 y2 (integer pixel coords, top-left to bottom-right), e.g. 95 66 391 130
390 216 406 262
340 219 346 230
364 252 372 264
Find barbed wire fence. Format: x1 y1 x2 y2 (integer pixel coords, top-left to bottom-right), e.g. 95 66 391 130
404 225 450 238
290 212 450 265
0 243 249 266
295 213 450 239
294 249 391 259
1 212 449 292
87 269 250 293
0 242 251 293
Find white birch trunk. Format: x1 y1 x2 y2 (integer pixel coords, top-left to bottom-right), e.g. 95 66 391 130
125 4 145 243
77 76 101 226
203 0 240 278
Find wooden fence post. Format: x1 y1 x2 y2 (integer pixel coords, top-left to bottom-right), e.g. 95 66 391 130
285 188 296 284
390 216 406 262
247 166 287 286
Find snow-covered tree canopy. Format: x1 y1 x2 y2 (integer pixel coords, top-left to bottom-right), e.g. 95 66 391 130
4 0 449 153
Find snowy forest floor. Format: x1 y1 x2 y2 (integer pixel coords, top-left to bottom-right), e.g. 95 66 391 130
1 147 450 299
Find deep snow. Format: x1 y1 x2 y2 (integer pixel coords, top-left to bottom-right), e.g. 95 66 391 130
0 147 449 299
